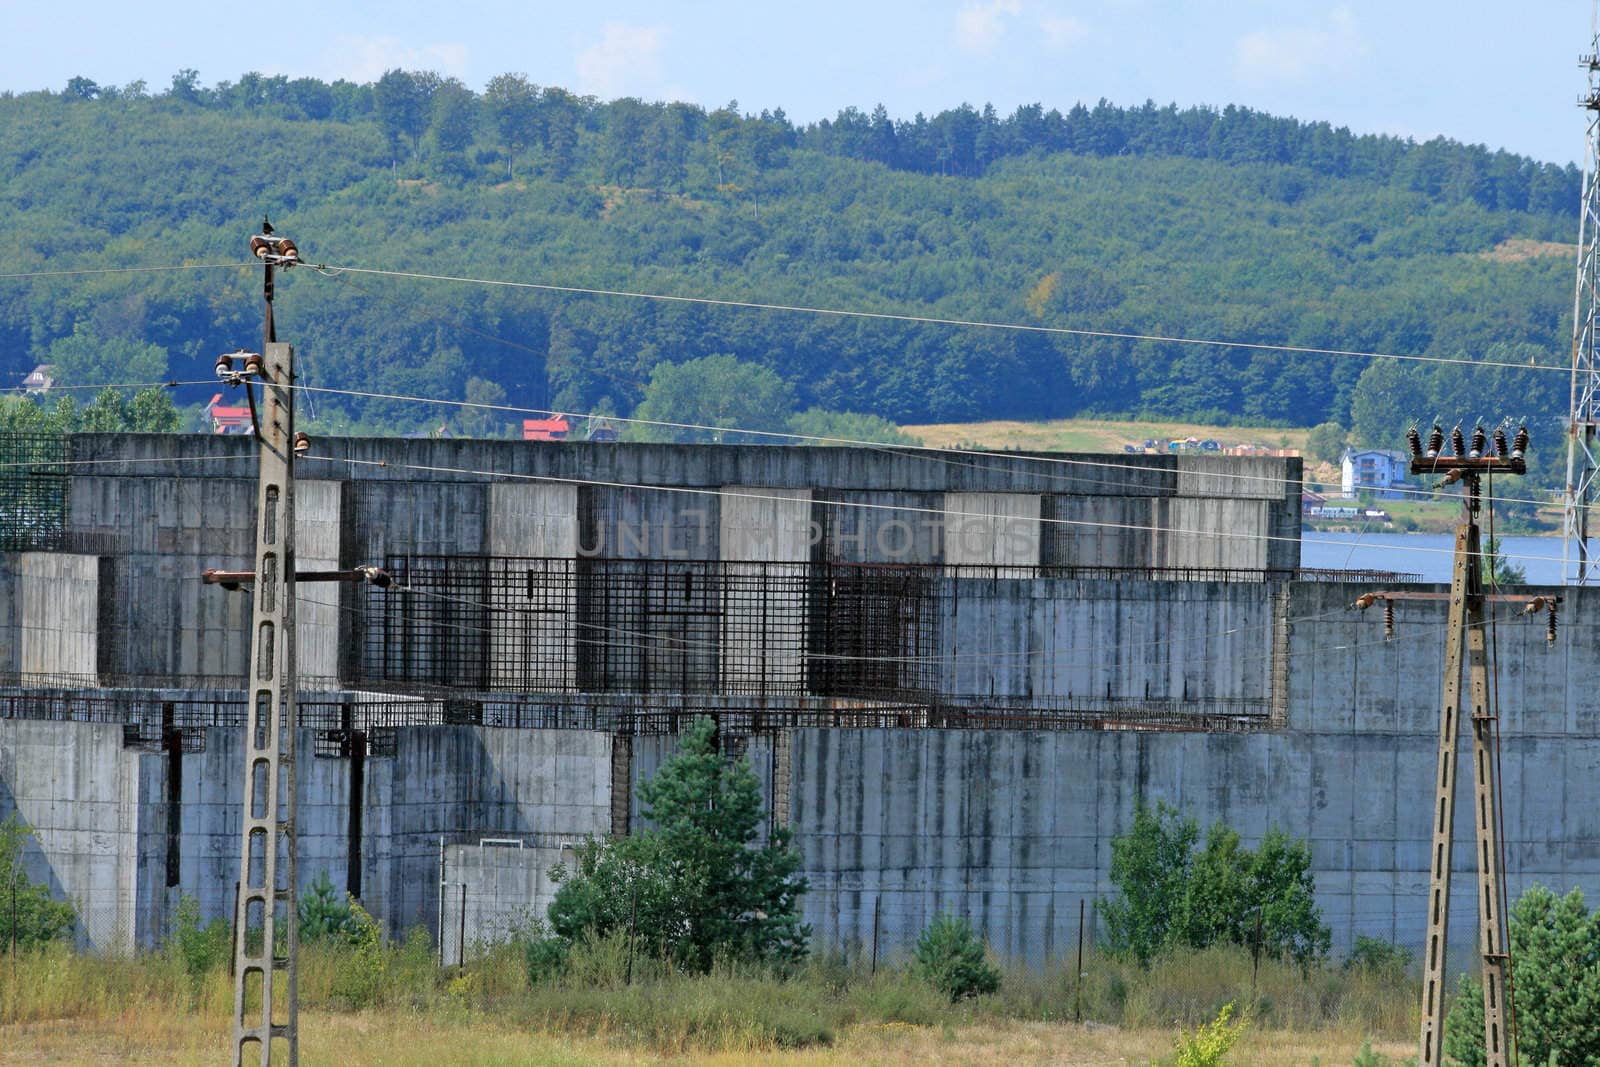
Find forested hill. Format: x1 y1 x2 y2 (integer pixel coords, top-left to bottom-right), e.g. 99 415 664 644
0 71 1583 439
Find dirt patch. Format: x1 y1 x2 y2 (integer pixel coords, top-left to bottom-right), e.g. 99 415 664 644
1479 238 1576 263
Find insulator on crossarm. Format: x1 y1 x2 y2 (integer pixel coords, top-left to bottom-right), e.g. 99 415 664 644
1427 424 1444 458
1548 601 1558 646
1493 427 1509 458
1451 425 1466 457
1406 427 1423 458
1469 425 1486 458
1383 600 1395 640
1513 425 1530 460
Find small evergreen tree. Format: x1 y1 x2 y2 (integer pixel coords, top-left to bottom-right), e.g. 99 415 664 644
1444 885 1600 1067
913 913 1001 1002
298 870 361 945
547 717 809 972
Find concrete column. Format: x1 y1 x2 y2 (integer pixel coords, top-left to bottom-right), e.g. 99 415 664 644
942 493 1041 576
17 552 99 684
488 484 578 691
719 488 811 693
296 480 341 687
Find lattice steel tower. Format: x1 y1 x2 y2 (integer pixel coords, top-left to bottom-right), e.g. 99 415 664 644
1565 36 1600 583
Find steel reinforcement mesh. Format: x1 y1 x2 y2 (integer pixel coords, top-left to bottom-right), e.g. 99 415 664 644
0 432 68 550
364 556 941 699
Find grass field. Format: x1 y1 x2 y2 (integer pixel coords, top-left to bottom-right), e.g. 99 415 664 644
900 417 1312 457
0 938 1420 1066
0 1011 1415 1066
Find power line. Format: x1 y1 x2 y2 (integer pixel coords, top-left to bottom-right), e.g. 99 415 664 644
302 451 1570 571
0 262 255 281
293 382 1566 512
310 261 1573 375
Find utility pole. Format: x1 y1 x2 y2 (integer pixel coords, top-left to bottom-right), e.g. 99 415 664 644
229 219 302 1067
1360 422 1534 1067
1566 36 1600 584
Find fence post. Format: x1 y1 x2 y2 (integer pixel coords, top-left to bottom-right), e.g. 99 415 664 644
1075 898 1085 1024
871 894 881 974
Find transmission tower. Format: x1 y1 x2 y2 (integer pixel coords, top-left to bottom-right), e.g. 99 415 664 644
1564 35 1600 583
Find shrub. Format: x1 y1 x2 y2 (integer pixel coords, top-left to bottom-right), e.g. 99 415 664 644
912 913 1001 1003
524 935 569 985
1344 936 1414 978
1172 1000 1247 1067
164 893 230 980
0 815 76 950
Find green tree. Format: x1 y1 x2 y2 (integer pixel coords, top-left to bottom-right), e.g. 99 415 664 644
46 323 167 388
547 717 809 972
1103 802 1198 965
788 407 921 446
125 388 184 432
0 815 77 950
456 377 509 438
913 913 1001 1002
484 73 538 179
298 870 362 945
374 68 428 161
1103 803 1329 967
428 77 477 159
630 355 796 444
1444 885 1600 1067
1480 536 1526 586
1306 421 1348 464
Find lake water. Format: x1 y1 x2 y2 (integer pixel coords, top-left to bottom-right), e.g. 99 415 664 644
1300 531 1567 585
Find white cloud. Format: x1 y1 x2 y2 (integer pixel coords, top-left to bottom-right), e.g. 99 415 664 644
315 35 469 84
955 0 1023 55
1233 6 1367 85
1038 13 1088 51
576 22 665 100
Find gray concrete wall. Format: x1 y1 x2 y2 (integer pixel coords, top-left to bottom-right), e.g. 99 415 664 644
16 553 98 683
0 719 155 953
296 481 342 687
785 723 1600 977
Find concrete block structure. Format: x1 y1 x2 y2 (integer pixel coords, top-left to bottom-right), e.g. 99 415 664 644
0 433 1592 978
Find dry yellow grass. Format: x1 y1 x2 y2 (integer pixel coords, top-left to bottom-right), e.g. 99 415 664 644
0 1012 1411 1066
900 417 1310 457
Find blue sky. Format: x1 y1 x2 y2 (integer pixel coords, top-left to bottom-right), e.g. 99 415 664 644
2 1 1593 165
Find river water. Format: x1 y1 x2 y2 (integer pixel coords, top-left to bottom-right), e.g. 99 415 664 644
1300 531 1567 585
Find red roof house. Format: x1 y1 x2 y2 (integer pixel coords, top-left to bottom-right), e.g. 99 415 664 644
522 416 570 442
206 393 253 435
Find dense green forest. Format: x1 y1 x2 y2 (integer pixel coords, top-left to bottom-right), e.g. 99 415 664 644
0 69 1582 447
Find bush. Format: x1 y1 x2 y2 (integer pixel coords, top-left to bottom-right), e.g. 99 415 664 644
164 894 230 981
0 815 76 950
913 914 1001 1003
1344 936 1413 978
524 935 569 985
1172 1000 1247 1067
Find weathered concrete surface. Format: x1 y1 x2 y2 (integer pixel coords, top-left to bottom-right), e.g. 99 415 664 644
17 553 98 683
0 719 155 952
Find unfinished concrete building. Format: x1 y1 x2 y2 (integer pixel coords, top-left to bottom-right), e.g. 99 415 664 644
0 433 1594 973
